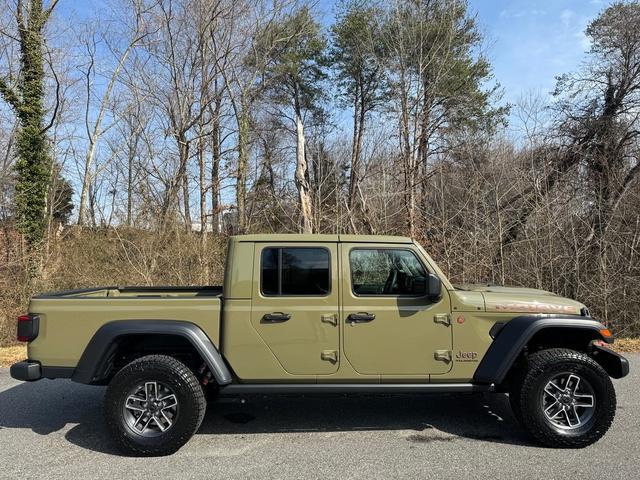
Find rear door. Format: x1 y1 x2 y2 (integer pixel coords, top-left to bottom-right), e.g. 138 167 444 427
341 243 453 375
250 243 340 375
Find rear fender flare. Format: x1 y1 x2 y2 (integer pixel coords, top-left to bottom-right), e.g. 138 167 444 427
72 320 233 385
473 315 610 385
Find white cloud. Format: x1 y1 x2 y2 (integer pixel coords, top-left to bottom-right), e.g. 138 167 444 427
560 9 575 27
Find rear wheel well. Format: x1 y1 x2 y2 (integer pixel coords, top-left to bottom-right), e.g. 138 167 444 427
95 334 206 384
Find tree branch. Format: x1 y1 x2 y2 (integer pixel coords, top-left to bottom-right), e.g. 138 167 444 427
40 45 60 134
0 76 21 110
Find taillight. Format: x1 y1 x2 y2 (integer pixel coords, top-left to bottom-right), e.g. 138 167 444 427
17 314 39 342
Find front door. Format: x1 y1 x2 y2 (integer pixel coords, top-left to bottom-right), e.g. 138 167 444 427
341 243 453 375
251 243 340 375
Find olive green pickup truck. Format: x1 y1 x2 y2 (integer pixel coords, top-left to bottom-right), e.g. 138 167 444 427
11 234 629 455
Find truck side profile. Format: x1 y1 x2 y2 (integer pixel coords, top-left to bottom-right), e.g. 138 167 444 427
11 234 630 455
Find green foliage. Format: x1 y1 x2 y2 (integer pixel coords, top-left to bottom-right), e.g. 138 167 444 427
330 0 386 109
587 1 640 58
255 7 328 114
387 0 507 135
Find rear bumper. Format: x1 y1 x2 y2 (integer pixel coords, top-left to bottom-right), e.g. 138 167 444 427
10 361 74 382
10 361 42 381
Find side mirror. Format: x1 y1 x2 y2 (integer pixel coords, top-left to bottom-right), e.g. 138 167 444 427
427 273 442 301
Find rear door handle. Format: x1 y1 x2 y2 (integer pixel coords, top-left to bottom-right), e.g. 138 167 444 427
262 312 291 323
347 312 376 323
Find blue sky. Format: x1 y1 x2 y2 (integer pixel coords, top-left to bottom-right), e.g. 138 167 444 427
61 0 610 127
470 0 607 107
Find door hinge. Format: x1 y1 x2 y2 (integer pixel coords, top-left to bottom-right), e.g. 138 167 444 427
321 350 338 363
321 314 338 326
434 350 452 363
434 313 451 327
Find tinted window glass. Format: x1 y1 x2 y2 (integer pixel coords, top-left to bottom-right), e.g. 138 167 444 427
350 249 427 296
261 248 330 296
261 247 279 295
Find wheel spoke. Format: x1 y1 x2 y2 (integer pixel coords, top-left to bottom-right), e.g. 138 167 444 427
567 374 581 394
133 413 152 432
158 393 178 409
125 395 146 412
145 382 158 400
152 414 169 432
574 393 594 408
544 381 564 396
160 411 174 430
566 406 581 427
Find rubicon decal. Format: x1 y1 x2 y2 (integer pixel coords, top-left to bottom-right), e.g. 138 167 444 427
493 303 578 314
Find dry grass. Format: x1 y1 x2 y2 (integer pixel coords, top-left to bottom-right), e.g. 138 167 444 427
0 344 27 367
612 337 640 353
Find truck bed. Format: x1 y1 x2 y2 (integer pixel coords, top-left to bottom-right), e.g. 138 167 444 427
28 286 223 369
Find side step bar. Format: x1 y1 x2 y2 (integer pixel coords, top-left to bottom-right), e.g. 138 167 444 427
218 383 493 395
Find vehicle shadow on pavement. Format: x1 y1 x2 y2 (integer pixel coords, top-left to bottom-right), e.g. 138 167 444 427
198 392 536 447
0 379 537 455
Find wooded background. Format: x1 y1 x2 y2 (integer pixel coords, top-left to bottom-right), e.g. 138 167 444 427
1 0 639 346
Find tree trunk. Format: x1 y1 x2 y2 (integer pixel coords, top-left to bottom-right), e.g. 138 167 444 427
198 133 207 235
126 140 133 226
210 90 222 233
398 72 416 237
236 106 249 233
77 35 138 226
180 139 191 232
348 84 360 212
294 97 313 234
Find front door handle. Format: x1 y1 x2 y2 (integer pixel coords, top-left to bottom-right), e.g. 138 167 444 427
262 312 291 323
347 312 376 323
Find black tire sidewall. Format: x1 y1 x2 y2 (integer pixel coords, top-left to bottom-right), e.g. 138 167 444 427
105 356 205 456
520 350 615 447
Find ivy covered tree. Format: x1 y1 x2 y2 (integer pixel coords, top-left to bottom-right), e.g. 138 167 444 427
0 0 60 277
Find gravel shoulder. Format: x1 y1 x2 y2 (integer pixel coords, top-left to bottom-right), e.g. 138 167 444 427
0 354 637 480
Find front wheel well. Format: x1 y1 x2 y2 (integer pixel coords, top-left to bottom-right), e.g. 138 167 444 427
525 327 602 354
499 327 604 391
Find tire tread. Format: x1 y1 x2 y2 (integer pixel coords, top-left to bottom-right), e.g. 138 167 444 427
104 354 206 456
517 348 615 448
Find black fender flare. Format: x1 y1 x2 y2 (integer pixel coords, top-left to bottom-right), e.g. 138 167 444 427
72 320 233 385
473 315 611 385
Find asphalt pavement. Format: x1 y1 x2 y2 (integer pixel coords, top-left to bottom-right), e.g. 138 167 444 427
1 355 638 480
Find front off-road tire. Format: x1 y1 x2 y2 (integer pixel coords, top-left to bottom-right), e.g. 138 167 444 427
513 348 616 448
104 355 206 456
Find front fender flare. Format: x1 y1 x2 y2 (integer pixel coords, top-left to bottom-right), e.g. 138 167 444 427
72 320 233 385
473 315 610 385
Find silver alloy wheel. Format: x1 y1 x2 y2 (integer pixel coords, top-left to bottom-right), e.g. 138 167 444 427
541 372 595 430
123 381 179 437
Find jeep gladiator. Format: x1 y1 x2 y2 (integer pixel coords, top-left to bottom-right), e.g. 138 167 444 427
10 234 630 455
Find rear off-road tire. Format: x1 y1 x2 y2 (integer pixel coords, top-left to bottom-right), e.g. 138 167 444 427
104 355 206 456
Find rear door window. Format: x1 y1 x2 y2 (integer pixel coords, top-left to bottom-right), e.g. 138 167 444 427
261 247 330 296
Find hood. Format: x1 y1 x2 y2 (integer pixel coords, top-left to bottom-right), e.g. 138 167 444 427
455 284 586 315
